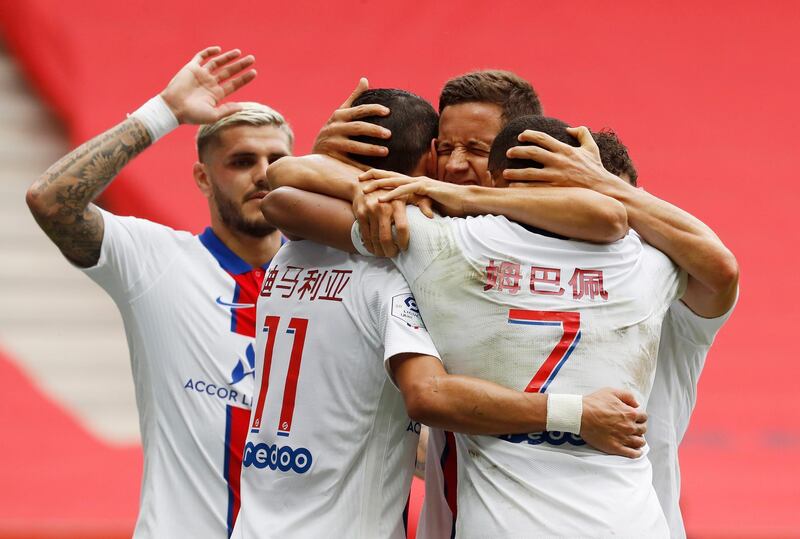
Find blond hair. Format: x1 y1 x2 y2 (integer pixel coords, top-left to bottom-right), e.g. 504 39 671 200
196 102 293 160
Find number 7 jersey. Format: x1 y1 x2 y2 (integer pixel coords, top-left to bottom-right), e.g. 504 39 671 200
354 208 685 538
235 240 439 539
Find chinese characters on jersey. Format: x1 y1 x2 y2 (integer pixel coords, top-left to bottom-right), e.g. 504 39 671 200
260 265 352 302
484 259 609 301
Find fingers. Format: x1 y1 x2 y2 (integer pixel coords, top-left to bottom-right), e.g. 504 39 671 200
194 46 222 63
213 55 255 83
505 144 554 164
418 197 435 218
213 102 244 120
378 205 397 257
219 70 257 96
341 77 369 108
627 435 646 449
322 138 388 158
502 167 557 182
377 184 420 202
362 177 415 194
517 130 573 153
635 410 648 424
612 389 640 408
392 200 410 251
203 49 242 71
359 168 401 182
617 445 643 459
333 103 391 123
567 126 600 155
368 204 385 257
325 119 391 140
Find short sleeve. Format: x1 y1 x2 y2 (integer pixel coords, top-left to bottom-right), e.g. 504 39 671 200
640 241 688 312
665 289 738 346
362 266 441 385
351 206 453 285
393 207 453 285
80 208 181 302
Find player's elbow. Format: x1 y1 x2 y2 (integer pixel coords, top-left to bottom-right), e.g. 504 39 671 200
709 248 740 294
266 155 305 191
261 187 300 235
25 181 56 222
592 198 628 242
402 376 446 425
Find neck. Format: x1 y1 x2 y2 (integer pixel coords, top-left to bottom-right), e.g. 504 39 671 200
210 219 282 268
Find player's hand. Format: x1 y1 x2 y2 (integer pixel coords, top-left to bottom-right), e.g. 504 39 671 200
361 169 465 218
160 46 257 125
579 388 647 458
502 127 619 190
312 78 391 164
353 190 408 257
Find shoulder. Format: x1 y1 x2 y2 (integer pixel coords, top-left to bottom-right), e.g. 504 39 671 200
102 207 193 244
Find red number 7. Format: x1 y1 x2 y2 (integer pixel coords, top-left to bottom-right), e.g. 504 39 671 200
507 309 581 393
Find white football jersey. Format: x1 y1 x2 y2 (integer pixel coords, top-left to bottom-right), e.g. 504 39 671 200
354 208 685 537
236 240 439 539
81 209 266 538
647 295 737 538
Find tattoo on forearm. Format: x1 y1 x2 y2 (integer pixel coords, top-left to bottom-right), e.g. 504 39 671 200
30 119 152 266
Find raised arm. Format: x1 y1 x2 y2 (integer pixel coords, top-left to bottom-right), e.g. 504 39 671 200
391 353 648 458
503 127 739 317
26 46 256 267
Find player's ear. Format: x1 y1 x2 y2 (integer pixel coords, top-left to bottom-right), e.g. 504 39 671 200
482 169 496 188
193 162 212 199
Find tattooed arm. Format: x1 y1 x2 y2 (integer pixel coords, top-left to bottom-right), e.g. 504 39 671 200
26 120 152 266
25 46 257 267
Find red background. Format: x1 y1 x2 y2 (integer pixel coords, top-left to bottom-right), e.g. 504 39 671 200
1 0 798 536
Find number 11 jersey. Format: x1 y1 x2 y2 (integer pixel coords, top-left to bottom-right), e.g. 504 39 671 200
235 240 439 538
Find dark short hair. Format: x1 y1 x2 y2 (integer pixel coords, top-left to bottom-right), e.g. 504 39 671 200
439 70 542 125
593 130 638 186
488 115 578 176
349 89 438 175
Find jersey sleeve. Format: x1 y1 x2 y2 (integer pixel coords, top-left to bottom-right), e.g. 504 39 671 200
665 289 739 346
80 208 180 303
360 265 441 385
351 207 452 286
640 240 688 312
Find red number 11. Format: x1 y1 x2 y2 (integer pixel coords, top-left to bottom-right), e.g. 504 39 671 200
250 316 309 436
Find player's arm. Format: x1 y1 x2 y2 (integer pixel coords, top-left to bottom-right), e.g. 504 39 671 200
261 187 357 253
25 46 256 267
361 171 628 243
391 353 648 458
594 182 737 317
266 154 362 201
503 127 739 317
267 154 413 256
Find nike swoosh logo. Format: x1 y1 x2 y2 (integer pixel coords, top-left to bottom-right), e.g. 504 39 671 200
216 297 255 309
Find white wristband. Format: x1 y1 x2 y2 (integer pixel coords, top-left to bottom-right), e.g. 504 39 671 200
129 95 179 143
546 394 583 434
